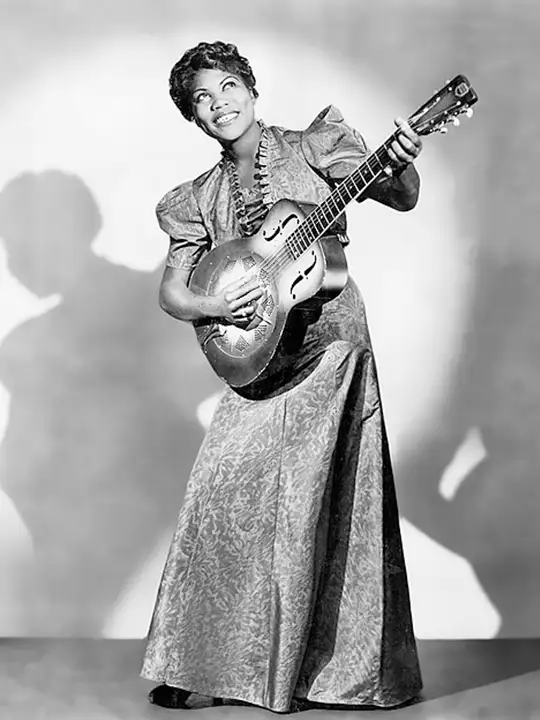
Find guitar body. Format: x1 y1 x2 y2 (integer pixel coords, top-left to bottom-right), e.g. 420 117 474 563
189 199 348 388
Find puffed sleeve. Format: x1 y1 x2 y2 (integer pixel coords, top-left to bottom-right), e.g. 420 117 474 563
156 180 210 270
300 105 370 183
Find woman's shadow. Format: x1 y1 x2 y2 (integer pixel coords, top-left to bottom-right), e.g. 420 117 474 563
0 170 222 635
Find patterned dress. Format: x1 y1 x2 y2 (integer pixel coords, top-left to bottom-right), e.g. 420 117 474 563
140 105 422 712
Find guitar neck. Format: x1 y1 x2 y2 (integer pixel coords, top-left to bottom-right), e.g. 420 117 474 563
278 73 479 263
288 129 401 260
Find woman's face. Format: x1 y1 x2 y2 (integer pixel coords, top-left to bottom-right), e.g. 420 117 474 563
190 67 256 144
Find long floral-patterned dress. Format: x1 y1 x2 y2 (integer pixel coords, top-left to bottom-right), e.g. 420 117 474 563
140 105 422 712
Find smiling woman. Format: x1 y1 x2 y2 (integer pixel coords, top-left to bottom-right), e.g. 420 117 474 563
190 68 262 186
169 41 259 121
191 72 254 134
140 40 423 713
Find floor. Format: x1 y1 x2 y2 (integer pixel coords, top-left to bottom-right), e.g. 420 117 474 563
0 639 539 720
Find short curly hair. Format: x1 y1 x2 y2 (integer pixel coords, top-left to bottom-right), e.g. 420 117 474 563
169 41 259 122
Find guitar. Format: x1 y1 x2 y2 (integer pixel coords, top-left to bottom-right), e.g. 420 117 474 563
189 75 478 389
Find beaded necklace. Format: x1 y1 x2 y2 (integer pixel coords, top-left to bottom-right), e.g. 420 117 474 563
222 122 272 237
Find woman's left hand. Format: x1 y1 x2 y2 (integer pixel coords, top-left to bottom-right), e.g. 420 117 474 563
387 117 423 174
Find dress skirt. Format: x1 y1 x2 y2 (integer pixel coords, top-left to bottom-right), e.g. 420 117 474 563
140 277 422 712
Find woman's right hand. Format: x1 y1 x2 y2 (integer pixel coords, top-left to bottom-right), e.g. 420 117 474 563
213 276 264 327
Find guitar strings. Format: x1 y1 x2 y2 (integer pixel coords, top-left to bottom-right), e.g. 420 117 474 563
263 136 396 275
249 134 399 284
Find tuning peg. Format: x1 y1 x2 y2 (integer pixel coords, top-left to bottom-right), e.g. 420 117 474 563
465 107 474 118
452 117 460 127
440 127 448 134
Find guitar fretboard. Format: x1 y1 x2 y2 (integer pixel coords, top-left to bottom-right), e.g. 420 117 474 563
286 131 400 260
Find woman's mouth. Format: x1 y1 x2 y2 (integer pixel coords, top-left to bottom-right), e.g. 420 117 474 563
215 112 239 127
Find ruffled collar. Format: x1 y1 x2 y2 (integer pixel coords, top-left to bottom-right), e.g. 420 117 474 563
221 121 272 236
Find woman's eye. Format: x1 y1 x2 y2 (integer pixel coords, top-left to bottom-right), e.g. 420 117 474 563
223 80 237 90
194 92 210 103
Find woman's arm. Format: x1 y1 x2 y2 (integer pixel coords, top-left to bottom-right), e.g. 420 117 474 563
366 163 420 212
159 266 263 325
159 266 221 321
365 117 422 212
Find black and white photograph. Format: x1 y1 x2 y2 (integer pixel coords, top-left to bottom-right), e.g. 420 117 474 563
0 1 539 718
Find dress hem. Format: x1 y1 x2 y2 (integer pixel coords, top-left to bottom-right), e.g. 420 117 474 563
140 670 422 714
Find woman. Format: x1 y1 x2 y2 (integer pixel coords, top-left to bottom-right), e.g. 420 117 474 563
141 41 423 712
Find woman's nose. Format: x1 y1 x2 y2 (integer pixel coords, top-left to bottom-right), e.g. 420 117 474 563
211 93 228 111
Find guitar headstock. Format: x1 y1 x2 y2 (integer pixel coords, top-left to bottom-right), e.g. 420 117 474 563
409 75 478 136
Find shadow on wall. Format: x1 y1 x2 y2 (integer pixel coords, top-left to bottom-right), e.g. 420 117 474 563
0 170 222 636
397 41 540 638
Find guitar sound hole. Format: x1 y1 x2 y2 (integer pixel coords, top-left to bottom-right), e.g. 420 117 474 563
254 323 268 341
262 294 275 314
242 256 256 271
235 336 250 352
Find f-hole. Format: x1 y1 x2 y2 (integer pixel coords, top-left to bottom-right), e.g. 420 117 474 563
262 213 300 242
290 250 318 299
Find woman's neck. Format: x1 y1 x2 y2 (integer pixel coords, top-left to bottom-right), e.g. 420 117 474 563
222 119 261 163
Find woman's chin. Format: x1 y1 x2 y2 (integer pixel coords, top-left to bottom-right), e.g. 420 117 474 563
213 124 243 142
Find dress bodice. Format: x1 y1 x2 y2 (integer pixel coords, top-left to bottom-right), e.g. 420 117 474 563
156 105 370 271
